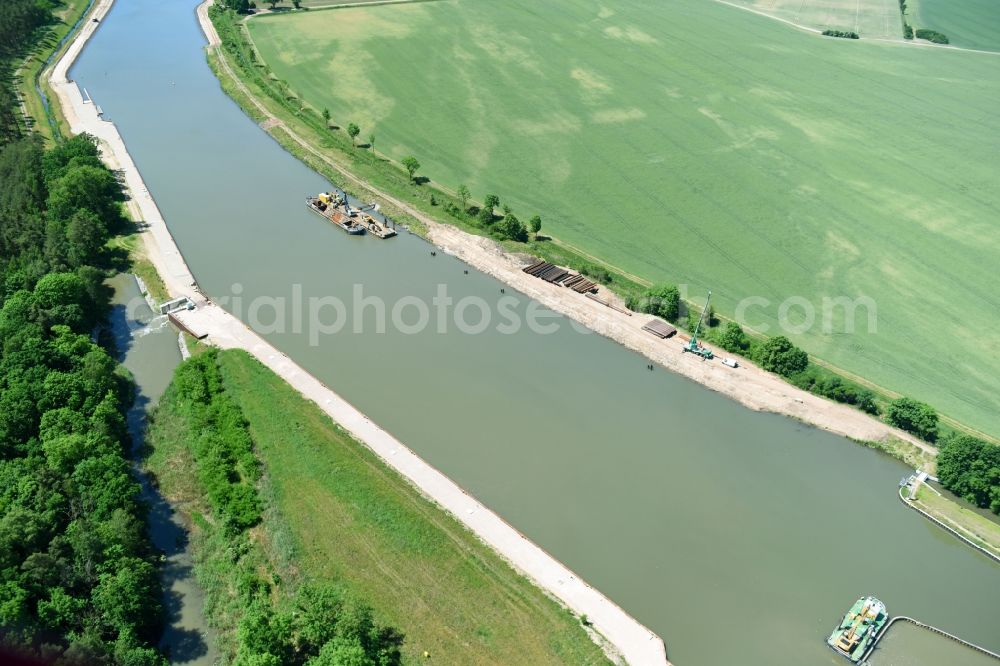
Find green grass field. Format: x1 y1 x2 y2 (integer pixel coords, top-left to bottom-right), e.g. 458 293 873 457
908 0 1000 51
728 0 905 38
209 350 609 665
248 0 1000 437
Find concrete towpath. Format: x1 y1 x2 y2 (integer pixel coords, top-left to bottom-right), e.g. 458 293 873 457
51 0 199 303
49 1 671 663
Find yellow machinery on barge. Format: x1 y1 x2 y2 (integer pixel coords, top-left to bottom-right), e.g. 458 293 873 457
306 192 396 238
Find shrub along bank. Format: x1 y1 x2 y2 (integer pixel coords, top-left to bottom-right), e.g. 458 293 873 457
146 350 404 666
886 397 938 442
626 284 878 414
625 283 943 426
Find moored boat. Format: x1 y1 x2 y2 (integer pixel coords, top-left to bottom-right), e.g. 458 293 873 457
306 193 365 235
827 596 888 663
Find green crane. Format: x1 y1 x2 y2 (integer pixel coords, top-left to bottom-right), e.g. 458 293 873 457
683 290 714 360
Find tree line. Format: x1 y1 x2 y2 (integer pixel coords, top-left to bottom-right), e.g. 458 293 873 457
152 351 404 666
897 0 913 39
441 189 543 243
625 284 938 421
168 353 262 531
937 434 1000 515
322 118 544 244
915 28 949 44
214 3 542 249
321 106 547 245
0 132 168 664
624 283 1000 510
822 29 859 39
895 0 950 45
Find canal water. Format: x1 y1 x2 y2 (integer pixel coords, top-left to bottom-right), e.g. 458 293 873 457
106 275 217 665
871 622 998 666
74 2 999 664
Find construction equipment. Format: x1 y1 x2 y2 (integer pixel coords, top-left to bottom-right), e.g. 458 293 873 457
836 609 865 653
835 598 879 654
826 596 887 663
682 290 714 359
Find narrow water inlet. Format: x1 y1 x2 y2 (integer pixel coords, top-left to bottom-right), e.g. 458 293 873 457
870 620 1000 666
105 274 217 665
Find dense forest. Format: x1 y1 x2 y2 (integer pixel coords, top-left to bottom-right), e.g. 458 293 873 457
0 119 167 663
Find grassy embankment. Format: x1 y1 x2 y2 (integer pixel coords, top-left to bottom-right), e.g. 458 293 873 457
857 435 935 473
106 224 171 304
909 485 1000 560
208 5 997 455
145 348 611 665
15 0 93 143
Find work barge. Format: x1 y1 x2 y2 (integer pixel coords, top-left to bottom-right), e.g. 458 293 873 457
307 191 397 239
825 595 1000 664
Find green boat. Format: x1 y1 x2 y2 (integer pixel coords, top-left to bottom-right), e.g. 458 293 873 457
827 596 888 663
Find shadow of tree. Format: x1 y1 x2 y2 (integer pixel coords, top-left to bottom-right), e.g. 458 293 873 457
160 626 210 664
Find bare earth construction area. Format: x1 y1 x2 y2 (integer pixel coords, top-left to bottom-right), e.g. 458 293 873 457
248 0 1000 438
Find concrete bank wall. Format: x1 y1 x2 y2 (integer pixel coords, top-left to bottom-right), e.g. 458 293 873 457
898 486 1000 564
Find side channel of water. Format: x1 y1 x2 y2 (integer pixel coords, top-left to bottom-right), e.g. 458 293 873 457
106 274 217 665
